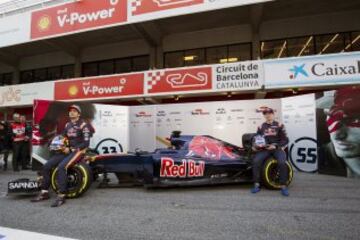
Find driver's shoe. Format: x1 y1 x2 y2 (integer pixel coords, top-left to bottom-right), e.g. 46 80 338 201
51 195 66 207
31 192 50 202
251 186 261 194
280 187 289 197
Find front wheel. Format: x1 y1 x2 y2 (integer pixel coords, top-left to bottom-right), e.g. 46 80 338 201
262 158 293 190
51 162 92 199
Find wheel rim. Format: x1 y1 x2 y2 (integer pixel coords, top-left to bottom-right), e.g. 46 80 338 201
66 168 83 193
268 162 281 186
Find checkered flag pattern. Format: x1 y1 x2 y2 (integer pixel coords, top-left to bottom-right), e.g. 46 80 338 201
146 71 165 90
131 0 143 12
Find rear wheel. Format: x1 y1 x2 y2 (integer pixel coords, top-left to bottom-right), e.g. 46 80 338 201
51 162 92 199
262 158 293 190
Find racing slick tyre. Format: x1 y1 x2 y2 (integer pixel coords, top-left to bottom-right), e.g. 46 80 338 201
51 162 93 199
262 158 293 190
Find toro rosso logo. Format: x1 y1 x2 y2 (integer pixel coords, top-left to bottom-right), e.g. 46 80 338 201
160 158 205 178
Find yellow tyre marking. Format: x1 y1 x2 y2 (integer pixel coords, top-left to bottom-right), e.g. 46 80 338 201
50 164 90 198
264 159 294 189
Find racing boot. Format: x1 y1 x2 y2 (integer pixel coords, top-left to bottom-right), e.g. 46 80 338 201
51 195 66 207
31 191 50 202
280 186 289 197
251 183 261 194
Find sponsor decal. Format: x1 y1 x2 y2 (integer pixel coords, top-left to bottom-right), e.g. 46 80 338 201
289 64 308 79
0 87 21 106
160 157 205 178
191 108 210 115
214 62 262 90
135 111 152 118
216 108 226 114
169 111 181 115
55 73 144 100
266 53 360 88
289 137 318 173
146 67 212 94
230 108 244 113
100 110 113 118
31 0 127 39
157 110 166 117
289 61 360 79
8 181 39 190
131 0 204 16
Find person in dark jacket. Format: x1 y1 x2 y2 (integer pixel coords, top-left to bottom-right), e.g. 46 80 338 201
31 104 93 207
251 107 290 196
20 115 32 169
0 121 12 171
10 113 28 171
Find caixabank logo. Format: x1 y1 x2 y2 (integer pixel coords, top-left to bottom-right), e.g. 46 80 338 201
31 0 127 39
288 60 360 79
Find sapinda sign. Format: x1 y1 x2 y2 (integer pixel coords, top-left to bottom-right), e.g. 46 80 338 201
31 0 127 39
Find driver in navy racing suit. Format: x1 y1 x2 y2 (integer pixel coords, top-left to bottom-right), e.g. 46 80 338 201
32 104 92 207
251 107 290 196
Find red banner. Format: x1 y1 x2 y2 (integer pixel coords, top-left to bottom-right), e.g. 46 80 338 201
131 0 204 15
145 66 212 94
55 73 144 100
31 0 127 39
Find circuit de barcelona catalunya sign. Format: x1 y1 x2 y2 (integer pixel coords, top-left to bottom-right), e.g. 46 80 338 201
264 52 360 88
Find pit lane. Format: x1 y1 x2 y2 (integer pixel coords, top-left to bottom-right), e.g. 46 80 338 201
0 171 359 240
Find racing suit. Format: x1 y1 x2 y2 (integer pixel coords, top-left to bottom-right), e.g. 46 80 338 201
252 121 289 185
11 122 28 171
41 119 92 194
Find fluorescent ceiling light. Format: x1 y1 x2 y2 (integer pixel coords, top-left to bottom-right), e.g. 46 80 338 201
184 55 196 61
298 36 313 56
320 33 339 54
219 58 238 63
277 40 287 58
342 34 360 52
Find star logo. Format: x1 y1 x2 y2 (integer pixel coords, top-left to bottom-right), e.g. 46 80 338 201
37 15 51 32
289 64 308 79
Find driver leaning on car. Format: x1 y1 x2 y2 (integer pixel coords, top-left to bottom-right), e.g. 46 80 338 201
251 107 290 196
32 104 92 207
